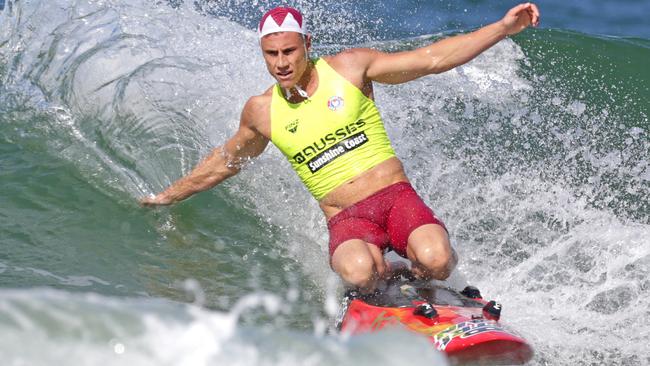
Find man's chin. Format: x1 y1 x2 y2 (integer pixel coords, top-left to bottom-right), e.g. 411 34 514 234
277 80 296 89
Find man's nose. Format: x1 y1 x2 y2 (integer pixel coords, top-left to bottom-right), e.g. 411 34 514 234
277 54 289 68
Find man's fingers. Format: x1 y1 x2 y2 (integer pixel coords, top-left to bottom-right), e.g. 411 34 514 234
530 3 541 27
508 3 530 17
509 3 540 29
522 3 540 27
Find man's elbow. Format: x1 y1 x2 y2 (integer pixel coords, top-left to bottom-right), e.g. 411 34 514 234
430 65 455 75
425 50 466 74
427 57 454 75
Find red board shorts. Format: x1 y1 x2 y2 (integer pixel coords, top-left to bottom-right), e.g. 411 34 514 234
327 182 446 259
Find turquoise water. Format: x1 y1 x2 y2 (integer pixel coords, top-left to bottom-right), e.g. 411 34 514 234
1 0 648 365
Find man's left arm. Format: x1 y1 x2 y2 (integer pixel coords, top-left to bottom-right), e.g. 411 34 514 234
365 3 540 84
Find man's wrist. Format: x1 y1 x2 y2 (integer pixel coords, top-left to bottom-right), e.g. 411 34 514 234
495 19 511 38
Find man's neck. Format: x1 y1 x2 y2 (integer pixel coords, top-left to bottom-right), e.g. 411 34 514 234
285 61 317 103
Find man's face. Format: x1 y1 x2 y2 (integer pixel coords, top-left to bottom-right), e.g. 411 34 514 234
260 32 311 89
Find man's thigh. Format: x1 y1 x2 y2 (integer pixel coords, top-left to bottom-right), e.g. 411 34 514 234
386 186 446 256
328 217 388 257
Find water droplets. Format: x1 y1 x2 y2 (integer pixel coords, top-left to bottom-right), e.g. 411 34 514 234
109 339 126 355
586 285 637 314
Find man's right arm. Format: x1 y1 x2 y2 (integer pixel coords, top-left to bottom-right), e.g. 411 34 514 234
141 98 270 206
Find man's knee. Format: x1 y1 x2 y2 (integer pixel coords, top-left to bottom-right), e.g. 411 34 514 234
332 242 378 288
407 225 456 280
338 254 376 287
413 245 455 280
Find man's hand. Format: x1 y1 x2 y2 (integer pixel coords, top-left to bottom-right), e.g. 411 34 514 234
501 3 540 36
139 194 173 207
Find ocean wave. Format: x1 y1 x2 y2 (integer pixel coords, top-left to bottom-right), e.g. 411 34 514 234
1 1 649 365
0 288 448 366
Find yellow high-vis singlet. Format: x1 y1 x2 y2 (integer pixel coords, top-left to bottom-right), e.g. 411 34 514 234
270 58 396 200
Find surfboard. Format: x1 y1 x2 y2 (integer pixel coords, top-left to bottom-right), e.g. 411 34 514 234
336 270 534 365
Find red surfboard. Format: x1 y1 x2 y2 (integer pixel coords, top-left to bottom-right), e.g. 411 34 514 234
337 274 533 365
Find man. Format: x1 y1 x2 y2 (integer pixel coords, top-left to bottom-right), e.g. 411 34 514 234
142 4 540 291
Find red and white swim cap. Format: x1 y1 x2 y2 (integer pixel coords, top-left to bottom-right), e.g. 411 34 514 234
258 7 307 38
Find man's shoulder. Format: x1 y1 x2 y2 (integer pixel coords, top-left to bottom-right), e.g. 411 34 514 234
323 49 378 87
241 87 274 131
243 87 273 112
326 48 376 68
324 48 379 81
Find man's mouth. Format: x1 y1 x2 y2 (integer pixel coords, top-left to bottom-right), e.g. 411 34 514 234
277 70 293 80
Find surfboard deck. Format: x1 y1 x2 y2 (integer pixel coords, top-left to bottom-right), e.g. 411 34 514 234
337 272 533 365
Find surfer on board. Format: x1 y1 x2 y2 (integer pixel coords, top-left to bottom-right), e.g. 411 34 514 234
142 4 540 292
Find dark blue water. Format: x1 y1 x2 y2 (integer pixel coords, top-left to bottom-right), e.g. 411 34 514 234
201 0 650 41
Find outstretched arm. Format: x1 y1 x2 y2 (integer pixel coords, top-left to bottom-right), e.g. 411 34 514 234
364 3 540 84
141 99 269 206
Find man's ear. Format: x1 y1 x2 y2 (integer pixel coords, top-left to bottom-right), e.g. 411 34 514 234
304 34 312 52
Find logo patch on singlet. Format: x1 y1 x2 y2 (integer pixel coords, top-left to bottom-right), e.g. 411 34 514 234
285 119 300 133
327 96 344 111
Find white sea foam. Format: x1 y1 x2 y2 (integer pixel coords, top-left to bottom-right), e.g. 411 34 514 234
0 289 449 366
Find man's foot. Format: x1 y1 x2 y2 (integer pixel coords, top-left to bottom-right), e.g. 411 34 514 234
385 261 417 282
410 263 434 280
